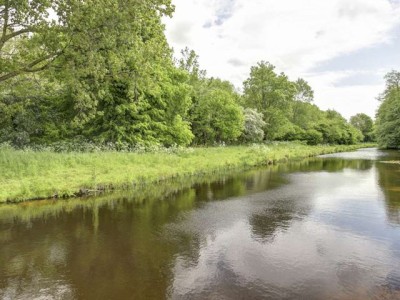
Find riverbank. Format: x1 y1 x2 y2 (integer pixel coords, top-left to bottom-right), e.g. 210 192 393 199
0 143 374 203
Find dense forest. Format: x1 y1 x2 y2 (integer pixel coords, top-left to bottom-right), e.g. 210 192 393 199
0 0 383 149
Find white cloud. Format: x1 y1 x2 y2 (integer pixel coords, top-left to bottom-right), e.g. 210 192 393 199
305 70 385 118
164 0 400 118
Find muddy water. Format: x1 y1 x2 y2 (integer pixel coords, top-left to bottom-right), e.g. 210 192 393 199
0 148 400 299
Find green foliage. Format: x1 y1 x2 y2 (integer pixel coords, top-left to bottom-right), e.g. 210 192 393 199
376 71 400 149
350 113 375 142
191 88 244 145
316 110 363 145
0 0 62 82
1 0 196 147
178 47 206 84
291 101 324 130
0 0 174 82
177 52 245 145
303 129 323 145
243 61 296 140
168 115 194 146
84 64 193 146
241 61 361 145
294 78 314 102
0 74 72 146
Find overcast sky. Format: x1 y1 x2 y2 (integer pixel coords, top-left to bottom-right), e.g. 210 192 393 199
163 0 400 119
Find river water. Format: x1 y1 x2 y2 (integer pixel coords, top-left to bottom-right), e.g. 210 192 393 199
0 148 400 299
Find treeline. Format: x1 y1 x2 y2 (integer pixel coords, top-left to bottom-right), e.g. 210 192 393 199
0 1 373 148
375 71 400 149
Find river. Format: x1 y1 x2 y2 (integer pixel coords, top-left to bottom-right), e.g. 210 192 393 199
0 148 400 299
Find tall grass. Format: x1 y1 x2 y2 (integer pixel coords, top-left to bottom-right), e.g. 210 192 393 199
0 142 374 203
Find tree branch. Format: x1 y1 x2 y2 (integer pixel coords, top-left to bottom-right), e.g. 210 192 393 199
2 27 34 42
0 52 61 83
1 0 9 42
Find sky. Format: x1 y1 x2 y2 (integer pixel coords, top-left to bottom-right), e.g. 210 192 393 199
163 0 400 119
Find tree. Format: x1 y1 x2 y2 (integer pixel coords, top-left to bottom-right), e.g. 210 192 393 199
0 0 61 82
376 71 400 149
383 70 400 95
294 78 314 102
243 61 296 140
0 0 174 83
350 113 375 142
315 110 363 145
178 52 244 145
240 108 266 143
291 101 324 130
178 47 206 84
191 88 244 145
0 74 70 146
1 0 197 147
302 129 323 145
74 8 194 146
376 92 400 149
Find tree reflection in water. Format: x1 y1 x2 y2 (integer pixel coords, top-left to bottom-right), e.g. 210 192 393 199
377 156 400 226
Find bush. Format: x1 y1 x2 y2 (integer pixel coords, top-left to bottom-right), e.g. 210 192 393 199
303 129 323 145
240 108 266 143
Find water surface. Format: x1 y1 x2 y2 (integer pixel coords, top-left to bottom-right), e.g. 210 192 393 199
1 148 400 299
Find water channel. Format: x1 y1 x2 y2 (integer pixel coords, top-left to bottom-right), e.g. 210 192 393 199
1 148 400 299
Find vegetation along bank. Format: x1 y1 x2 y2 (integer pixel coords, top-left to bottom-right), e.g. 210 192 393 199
0 143 374 203
0 2 397 203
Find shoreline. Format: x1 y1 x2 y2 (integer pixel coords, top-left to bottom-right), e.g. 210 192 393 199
0 143 375 203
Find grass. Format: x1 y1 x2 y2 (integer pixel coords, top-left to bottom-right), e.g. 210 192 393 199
0 142 375 203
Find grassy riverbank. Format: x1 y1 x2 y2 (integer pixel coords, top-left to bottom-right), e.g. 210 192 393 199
0 143 374 203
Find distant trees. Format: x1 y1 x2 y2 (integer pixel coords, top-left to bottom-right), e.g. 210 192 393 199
241 61 362 145
350 113 375 142
316 110 363 145
376 71 400 149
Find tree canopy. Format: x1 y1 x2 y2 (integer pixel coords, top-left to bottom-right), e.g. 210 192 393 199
350 113 375 142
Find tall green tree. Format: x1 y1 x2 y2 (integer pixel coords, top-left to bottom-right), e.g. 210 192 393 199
178 47 206 84
191 79 244 145
294 78 314 103
178 50 244 145
376 71 400 149
243 61 296 140
1 0 197 147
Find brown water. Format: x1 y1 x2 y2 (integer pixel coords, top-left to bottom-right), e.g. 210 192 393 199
1 148 400 300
